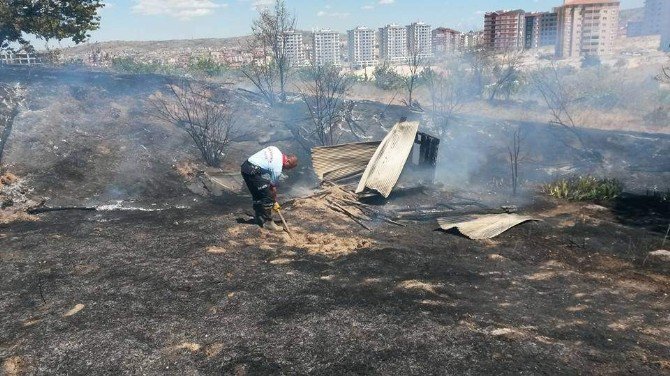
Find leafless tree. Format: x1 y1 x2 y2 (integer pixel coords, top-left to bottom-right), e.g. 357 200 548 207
423 64 466 135
241 47 278 106
244 0 295 104
0 83 25 167
487 50 524 101
150 80 237 167
462 47 494 97
297 64 353 146
530 64 587 150
403 47 425 108
507 127 526 196
658 66 670 83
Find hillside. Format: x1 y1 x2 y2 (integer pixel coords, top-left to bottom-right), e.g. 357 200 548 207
0 65 669 375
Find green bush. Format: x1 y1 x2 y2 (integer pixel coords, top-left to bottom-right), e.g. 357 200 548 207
111 57 163 74
542 176 623 201
373 64 403 90
187 57 227 77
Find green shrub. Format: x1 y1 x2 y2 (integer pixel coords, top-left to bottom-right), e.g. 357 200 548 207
542 176 623 201
187 57 227 77
111 57 180 76
373 64 403 90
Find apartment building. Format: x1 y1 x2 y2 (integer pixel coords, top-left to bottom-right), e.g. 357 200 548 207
524 12 558 49
662 4 670 51
313 29 341 66
283 30 306 67
462 31 484 49
348 26 377 69
483 10 526 51
407 22 433 58
380 24 408 63
432 27 462 54
555 0 620 58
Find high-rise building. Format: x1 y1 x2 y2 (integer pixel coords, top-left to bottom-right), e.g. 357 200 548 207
283 30 306 67
461 31 484 49
654 0 670 51
380 24 408 64
524 12 558 49
313 30 341 66
432 28 462 54
483 10 526 51
407 22 433 59
555 0 620 58
348 26 377 69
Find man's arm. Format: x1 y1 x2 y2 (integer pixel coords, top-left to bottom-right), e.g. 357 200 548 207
270 185 277 201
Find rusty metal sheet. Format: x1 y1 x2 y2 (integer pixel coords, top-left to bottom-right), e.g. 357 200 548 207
311 141 381 182
438 214 540 240
355 121 420 197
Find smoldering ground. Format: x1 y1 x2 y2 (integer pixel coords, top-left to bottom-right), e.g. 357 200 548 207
1 65 669 375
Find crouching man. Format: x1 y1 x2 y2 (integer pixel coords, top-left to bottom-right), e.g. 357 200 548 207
240 146 298 230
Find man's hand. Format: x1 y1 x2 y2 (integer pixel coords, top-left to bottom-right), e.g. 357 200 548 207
273 202 281 212
270 185 277 201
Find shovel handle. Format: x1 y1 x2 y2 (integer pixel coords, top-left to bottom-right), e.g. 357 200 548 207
275 208 293 238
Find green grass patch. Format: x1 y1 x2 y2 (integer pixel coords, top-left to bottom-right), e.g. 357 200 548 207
542 176 623 201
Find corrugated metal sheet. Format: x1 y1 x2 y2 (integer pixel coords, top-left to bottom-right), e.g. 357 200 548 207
438 214 539 240
355 121 420 197
311 141 381 182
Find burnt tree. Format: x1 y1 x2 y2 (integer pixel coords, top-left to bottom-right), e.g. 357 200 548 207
298 64 353 147
150 80 237 167
487 50 524 102
423 64 466 134
403 47 424 108
244 0 295 104
507 127 525 196
530 64 588 150
0 84 24 167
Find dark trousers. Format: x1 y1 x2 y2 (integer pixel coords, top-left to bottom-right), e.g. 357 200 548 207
241 161 273 224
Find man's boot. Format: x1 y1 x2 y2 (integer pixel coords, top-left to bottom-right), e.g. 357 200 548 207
264 220 283 232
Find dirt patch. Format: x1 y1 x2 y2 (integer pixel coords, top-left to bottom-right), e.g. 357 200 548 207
62 304 85 317
0 173 39 224
210 186 376 258
3 356 26 376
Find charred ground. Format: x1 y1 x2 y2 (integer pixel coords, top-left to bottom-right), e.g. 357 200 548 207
1 67 669 375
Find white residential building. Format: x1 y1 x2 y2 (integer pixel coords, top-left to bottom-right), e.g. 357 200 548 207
380 24 408 64
283 30 306 67
555 0 620 58
407 22 432 59
313 30 341 66
657 0 670 51
348 26 377 69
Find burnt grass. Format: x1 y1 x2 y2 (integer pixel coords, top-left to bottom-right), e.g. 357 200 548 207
2 193 669 375
1 66 670 374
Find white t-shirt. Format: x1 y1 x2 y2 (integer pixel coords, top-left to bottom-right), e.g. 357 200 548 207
247 146 283 185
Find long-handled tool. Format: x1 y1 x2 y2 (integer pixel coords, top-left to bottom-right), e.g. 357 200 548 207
274 207 293 238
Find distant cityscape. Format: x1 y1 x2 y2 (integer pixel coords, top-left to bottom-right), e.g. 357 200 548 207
2 0 670 70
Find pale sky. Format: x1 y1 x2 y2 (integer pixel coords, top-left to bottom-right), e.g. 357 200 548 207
38 0 646 47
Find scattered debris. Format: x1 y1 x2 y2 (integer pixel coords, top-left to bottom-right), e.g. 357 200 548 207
311 121 439 198
356 121 420 197
646 250 670 263
0 172 40 223
487 254 507 262
63 303 85 317
312 141 381 182
285 182 403 230
438 214 540 240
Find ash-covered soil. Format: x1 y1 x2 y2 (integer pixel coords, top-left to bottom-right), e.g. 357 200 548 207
1 192 669 375
1 66 669 375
